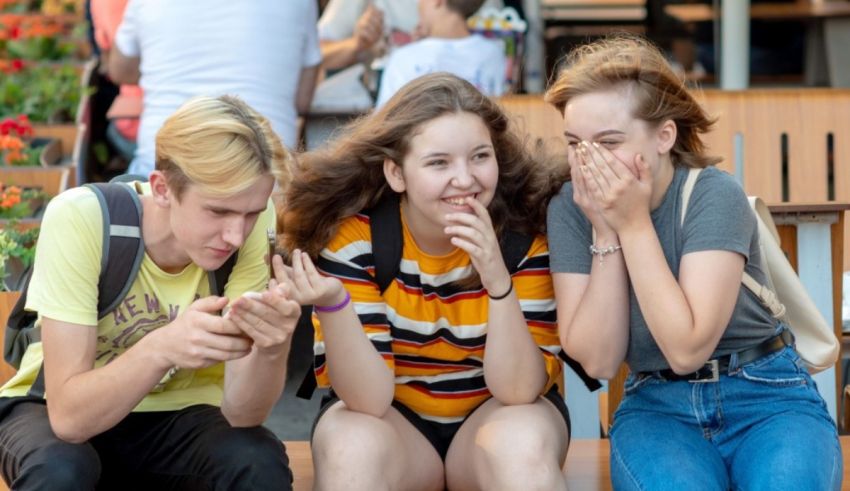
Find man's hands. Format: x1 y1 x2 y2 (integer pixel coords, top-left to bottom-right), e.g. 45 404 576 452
149 283 301 369
226 283 301 356
148 296 252 370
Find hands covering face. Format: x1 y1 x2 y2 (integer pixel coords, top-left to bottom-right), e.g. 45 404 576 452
569 141 653 234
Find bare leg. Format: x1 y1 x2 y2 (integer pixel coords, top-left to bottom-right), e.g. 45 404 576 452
311 400 445 491
444 397 569 491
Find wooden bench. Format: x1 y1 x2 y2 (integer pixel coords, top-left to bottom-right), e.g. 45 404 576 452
3 436 850 489
280 436 850 491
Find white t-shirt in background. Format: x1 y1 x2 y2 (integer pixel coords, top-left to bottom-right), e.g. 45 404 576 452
116 0 321 175
376 35 507 107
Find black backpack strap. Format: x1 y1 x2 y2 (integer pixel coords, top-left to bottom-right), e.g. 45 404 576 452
4 271 37 369
558 352 602 391
295 361 318 400
369 192 403 294
500 229 534 274
208 253 238 298
84 183 145 318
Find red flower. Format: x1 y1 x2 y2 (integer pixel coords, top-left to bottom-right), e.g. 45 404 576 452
0 121 12 137
9 25 20 39
10 59 23 72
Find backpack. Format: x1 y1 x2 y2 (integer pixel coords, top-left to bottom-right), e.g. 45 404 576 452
3 181 237 397
681 168 839 373
296 193 600 399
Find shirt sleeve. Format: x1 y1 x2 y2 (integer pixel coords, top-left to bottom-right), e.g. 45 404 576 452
514 235 563 393
681 169 754 260
302 0 322 68
546 182 593 274
487 39 507 96
375 49 407 108
312 216 394 387
26 188 104 326
114 0 141 57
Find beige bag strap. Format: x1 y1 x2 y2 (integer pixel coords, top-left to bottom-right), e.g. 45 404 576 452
680 167 702 227
679 168 787 320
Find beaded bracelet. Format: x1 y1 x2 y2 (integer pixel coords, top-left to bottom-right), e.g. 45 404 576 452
488 281 513 300
314 291 351 313
589 243 622 264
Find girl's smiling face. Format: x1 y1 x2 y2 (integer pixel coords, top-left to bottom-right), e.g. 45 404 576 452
384 111 498 254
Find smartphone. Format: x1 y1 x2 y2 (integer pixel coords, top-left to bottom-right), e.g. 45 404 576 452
267 228 276 279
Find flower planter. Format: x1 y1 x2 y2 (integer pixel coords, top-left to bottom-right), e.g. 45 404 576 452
32 123 76 158
35 136 61 167
0 165 69 196
0 291 21 385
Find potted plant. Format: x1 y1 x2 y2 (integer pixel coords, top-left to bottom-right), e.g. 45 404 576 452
0 182 48 222
0 221 36 384
0 114 62 166
0 221 38 292
0 114 67 197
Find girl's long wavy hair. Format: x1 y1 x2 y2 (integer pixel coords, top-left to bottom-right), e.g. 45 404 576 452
281 72 564 263
545 35 720 169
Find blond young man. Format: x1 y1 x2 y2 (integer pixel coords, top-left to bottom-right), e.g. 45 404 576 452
0 96 300 490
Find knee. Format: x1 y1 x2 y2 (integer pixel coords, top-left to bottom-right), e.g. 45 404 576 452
312 415 394 470
474 410 560 465
471 408 565 489
209 427 291 482
17 441 100 490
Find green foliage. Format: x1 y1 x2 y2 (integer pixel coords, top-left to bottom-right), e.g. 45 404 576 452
0 63 86 122
0 222 39 291
0 186 48 219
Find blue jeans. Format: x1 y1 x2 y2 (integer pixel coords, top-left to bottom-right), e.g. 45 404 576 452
610 345 841 491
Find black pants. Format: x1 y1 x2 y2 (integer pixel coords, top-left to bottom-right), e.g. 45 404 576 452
0 401 292 491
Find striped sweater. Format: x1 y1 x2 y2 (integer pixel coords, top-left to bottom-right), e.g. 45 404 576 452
313 212 563 423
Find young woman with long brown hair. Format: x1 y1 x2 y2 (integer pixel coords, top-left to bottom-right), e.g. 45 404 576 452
278 72 570 490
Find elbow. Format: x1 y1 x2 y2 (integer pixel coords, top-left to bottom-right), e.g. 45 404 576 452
223 411 269 428
665 351 710 375
340 380 394 417
581 361 621 381
296 97 313 117
48 414 90 444
343 397 393 419
489 387 540 406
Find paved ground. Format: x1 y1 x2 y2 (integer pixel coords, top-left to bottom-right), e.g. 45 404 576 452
265 311 325 440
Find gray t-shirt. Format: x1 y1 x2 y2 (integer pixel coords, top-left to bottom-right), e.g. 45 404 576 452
547 166 778 372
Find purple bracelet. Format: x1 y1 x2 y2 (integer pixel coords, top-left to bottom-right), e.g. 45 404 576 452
314 291 351 313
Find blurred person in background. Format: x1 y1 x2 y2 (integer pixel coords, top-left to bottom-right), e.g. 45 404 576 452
109 0 321 176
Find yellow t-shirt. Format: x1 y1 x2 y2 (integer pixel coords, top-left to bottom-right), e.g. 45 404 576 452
0 182 275 411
